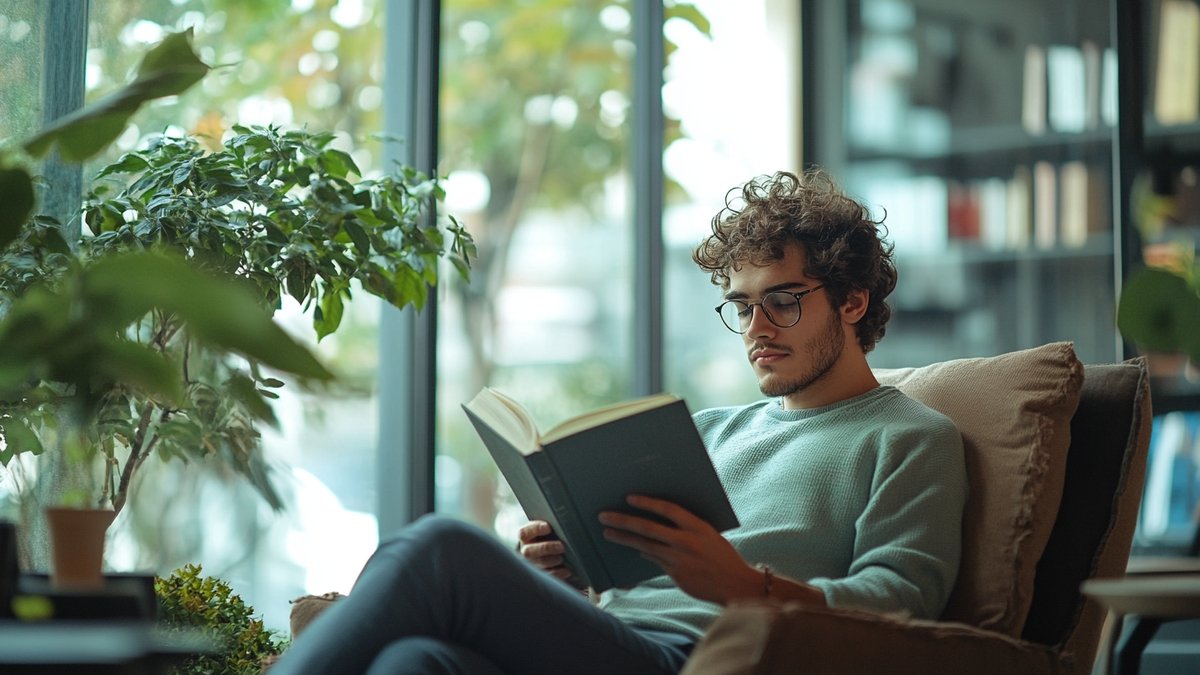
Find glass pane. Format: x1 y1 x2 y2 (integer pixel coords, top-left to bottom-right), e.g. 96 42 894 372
0 0 43 140
80 0 389 632
663 0 802 410
436 2 643 538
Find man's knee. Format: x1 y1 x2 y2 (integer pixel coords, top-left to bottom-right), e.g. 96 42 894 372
379 514 498 560
369 634 492 667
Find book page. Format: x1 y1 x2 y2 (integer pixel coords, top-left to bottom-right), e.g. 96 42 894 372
542 393 679 445
463 388 539 454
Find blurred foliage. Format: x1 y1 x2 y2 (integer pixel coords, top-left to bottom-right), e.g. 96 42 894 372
0 31 472 519
155 563 284 675
1118 250 1200 362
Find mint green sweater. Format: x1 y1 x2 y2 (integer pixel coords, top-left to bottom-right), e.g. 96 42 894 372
599 385 968 640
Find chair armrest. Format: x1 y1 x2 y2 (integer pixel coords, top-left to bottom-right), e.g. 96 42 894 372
681 602 1069 675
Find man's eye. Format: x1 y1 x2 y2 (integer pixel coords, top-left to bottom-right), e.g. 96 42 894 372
765 295 794 311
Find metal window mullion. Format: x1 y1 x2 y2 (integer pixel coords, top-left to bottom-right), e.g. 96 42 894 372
633 0 665 397
377 0 440 536
42 0 89 242
1111 0 1143 361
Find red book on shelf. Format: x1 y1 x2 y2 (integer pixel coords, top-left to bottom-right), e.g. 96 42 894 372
948 181 982 242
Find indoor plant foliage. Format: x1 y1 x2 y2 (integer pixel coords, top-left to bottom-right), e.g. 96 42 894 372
0 30 474 572
52 123 473 515
155 563 284 674
0 125 474 517
1117 245 1200 368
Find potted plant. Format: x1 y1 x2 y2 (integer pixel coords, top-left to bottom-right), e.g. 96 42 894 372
1117 245 1200 375
0 31 474 582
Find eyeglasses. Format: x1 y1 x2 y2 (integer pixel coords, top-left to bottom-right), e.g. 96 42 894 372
715 285 825 334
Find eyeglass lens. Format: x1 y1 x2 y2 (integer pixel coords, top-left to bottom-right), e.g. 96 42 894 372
720 292 803 333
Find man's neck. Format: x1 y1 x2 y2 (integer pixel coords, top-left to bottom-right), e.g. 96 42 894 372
781 355 879 411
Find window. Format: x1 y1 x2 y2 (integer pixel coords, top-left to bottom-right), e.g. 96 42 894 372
1 0 799 633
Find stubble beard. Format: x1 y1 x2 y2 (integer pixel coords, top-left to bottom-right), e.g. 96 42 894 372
758 309 846 399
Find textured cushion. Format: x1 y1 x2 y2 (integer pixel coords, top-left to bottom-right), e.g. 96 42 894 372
680 602 1067 675
875 342 1083 637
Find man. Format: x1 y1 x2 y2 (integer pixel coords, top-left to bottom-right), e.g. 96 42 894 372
271 170 967 675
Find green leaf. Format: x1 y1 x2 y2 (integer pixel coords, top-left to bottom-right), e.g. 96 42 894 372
1117 267 1200 360
0 416 43 466
84 252 335 382
23 31 209 161
226 374 278 427
315 287 344 340
0 166 35 250
93 339 185 405
343 220 370 255
392 266 428 310
324 149 360 178
665 3 713 36
94 152 151 180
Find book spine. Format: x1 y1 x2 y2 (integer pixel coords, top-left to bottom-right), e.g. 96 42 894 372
526 452 613 592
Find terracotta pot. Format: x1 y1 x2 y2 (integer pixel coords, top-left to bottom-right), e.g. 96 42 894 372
45 507 115 590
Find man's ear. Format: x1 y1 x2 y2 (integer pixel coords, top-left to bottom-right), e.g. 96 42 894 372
841 289 870 324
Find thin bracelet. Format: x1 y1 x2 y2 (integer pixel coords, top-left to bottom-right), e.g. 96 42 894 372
757 563 773 598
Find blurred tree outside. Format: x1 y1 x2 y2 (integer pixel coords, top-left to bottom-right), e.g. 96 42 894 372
0 1 43 141
436 0 710 530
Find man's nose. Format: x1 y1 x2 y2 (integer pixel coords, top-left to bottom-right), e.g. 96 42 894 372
745 304 777 337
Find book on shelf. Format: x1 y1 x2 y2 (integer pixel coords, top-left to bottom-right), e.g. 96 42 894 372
1082 40 1103 130
1047 44 1087 133
462 388 739 593
1033 161 1058 250
1101 47 1118 127
1155 0 1200 125
1007 165 1033 250
1022 44 1048 135
978 177 1009 251
1059 161 1111 248
947 181 981 242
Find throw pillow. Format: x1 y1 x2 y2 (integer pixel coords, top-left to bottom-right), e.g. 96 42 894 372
875 341 1083 637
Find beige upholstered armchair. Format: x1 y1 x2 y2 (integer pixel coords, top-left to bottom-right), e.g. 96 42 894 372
681 342 1152 675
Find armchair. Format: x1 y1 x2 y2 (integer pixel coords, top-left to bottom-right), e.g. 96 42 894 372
681 343 1152 675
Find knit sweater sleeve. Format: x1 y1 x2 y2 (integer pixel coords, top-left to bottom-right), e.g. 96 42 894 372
806 417 967 619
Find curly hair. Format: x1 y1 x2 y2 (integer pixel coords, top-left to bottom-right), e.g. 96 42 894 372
693 169 897 352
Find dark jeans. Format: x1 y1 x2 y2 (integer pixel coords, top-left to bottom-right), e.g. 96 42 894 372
269 515 695 675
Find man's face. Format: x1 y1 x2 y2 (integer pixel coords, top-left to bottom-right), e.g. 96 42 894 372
724 243 853 408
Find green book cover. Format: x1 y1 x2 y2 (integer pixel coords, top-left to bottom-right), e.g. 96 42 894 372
463 389 739 592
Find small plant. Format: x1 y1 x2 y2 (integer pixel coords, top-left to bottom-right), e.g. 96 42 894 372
1117 244 1200 363
155 563 284 675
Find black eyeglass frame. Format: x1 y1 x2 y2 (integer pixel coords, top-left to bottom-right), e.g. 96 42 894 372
714 285 826 334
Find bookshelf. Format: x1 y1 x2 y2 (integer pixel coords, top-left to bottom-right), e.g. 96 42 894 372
801 0 1119 369
1138 0 1200 423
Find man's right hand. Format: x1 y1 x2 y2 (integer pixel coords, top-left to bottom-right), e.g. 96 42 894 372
517 520 586 589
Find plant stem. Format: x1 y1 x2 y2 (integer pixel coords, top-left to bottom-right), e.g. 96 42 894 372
112 402 156 515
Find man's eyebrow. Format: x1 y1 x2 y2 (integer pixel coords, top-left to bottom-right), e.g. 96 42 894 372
723 282 814 300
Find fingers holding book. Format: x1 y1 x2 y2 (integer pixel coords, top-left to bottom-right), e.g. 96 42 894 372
599 494 756 605
517 520 587 589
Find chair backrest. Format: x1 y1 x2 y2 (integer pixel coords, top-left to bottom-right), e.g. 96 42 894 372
1020 359 1152 668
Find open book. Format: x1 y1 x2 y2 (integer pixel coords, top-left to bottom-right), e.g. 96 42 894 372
462 388 739 592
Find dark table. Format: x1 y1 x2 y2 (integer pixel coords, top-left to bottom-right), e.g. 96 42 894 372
0 620 214 674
